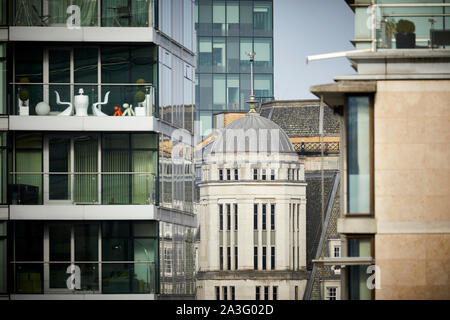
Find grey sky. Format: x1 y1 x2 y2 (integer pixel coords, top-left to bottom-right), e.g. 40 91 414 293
274 0 356 100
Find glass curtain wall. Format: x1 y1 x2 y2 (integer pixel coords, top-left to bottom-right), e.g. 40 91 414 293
0 222 6 294
195 0 273 136
348 237 373 300
12 221 159 294
11 132 157 205
13 43 156 117
159 221 195 296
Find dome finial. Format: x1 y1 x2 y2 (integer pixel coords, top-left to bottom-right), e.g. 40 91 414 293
246 51 258 114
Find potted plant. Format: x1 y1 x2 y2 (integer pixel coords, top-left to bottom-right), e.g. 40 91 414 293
134 78 148 116
396 19 415 49
18 77 30 115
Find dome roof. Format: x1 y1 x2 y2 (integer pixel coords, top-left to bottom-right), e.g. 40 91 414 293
210 113 294 154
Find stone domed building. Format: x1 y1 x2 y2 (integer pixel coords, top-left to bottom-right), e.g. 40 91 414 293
196 110 308 300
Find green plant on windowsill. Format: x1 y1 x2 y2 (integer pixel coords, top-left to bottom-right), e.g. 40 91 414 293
18 77 30 105
396 19 415 34
395 19 416 49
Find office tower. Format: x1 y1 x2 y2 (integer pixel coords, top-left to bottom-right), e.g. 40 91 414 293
195 0 274 135
0 0 196 300
310 0 450 300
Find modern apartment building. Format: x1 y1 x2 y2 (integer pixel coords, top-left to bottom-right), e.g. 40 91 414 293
194 0 274 135
0 0 197 300
310 0 450 299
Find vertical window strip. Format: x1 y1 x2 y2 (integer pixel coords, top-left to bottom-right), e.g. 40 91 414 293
219 168 223 181
227 204 231 231
262 204 266 230
253 203 258 230
216 286 220 300
256 286 260 300
253 168 258 180
226 168 231 180
219 204 223 231
219 246 223 270
234 246 238 270
270 204 275 230
234 203 238 230
271 246 275 270
262 246 267 270
270 169 275 180
254 246 258 270
234 168 238 180
273 286 278 300
264 286 269 300
227 246 231 270
231 286 235 300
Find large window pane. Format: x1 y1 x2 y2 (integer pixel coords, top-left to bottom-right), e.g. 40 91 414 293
15 264 43 293
198 0 212 36
49 137 71 200
213 38 226 73
227 75 239 111
347 96 371 214
14 45 43 115
199 111 213 136
240 1 253 37
239 73 250 111
49 49 71 113
213 0 226 36
213 74 226 110
132 150 157 204
74 136 98 204
254 74 273 101
49 224 71 261
253 1 272 37
102 221 132 261
226 1 239 36
14 221 44 261
75 223 99 261
227 37 240 73
74 47 98 83
199 74 213 110
254 38 272 73
198 37 212 73
240 38 253 73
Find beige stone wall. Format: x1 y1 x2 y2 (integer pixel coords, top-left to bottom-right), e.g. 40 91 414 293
374 80 450 299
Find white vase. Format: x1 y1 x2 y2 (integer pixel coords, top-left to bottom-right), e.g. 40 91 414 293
18 98 29 116
74 89 89 116
35 101 50 115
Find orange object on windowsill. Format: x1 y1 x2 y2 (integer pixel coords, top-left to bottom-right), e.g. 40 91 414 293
113 106 123 116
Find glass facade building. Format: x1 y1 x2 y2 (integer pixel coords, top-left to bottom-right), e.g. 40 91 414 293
195 0 274 135
0 0 197 299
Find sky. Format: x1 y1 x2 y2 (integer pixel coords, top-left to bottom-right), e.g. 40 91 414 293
274 0 356 100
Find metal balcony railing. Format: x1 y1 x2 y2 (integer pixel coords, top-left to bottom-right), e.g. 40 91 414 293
11 82 155 117
371 3 450 50
9 172 157 205
13 0 155 28
293 141 340 154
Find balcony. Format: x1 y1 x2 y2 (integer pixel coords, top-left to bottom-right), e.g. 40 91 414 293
13 0 155 28
374 3 450 50
12 261 157 295
9 83 157 131
9 172 157 206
